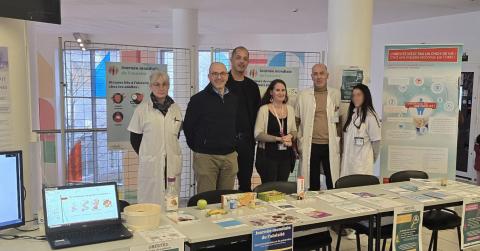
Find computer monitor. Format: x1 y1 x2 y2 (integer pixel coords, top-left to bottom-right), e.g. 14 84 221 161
0 150 24 230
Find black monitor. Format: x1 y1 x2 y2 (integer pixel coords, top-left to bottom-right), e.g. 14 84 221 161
0 0 61 24
0 150 24 230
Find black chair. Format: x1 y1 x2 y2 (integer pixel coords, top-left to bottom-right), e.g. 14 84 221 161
335 175 392 251
389 171 461 251
389 170 428 183
187 190 248 251
118 200 130 212
253 181 297 194
254 181 332 251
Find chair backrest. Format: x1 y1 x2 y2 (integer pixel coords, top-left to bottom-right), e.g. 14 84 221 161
253 181 297 194
335 174 380 189
187 189 243 207
118 199 130 212
389 170 429 183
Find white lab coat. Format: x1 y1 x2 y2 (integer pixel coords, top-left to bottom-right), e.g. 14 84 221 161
295 87 341 190
341 109 381 177
127 97 183 205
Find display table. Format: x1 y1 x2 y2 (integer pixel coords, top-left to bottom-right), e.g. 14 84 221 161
0 179 476 251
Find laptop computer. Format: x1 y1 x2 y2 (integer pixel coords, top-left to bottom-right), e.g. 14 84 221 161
42 182 133 249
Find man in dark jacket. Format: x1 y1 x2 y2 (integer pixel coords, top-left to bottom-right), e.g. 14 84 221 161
226 46 261 192
184 62 239 193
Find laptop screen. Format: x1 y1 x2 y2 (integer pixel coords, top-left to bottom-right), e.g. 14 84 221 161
44 183 119 228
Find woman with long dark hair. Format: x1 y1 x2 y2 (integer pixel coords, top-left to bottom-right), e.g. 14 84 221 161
254 79 297 183
340 84 381 176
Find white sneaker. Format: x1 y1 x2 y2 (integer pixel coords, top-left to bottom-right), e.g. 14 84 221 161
346 229 357 240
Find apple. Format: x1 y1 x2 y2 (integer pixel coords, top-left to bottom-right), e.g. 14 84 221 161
197 199 208 209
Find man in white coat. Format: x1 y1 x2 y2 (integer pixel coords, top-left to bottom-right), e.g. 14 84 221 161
295 64 340 190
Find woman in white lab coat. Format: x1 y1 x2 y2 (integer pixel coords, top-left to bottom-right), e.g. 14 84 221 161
341 84 381 177
128 70 183 205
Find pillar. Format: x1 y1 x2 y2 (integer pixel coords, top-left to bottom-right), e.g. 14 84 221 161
327 0 373 88
172 9 198 197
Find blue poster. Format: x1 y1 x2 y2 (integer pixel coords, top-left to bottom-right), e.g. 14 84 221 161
252 224 293 251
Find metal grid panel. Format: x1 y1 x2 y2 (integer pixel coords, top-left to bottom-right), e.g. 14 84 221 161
63 41 194 202
214 48 322 190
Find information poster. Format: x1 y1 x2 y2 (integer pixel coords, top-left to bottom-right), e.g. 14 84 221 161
106 62 167 149
246 66 299 103
252 224 293 251
131 225 185 251
341 68 364 102
392 205 423 251
0 47 12 150
461 197 480 249
381 44 463 179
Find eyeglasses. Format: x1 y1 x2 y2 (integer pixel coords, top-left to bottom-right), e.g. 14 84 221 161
209 72 228 78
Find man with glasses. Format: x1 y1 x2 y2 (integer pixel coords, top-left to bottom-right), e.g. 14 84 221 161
226 46 261 192
295 64 341 191
184 62 239 193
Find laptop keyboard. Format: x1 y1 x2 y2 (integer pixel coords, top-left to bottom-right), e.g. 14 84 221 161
53 225 131 243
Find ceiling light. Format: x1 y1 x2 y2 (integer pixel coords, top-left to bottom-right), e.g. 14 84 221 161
79 43 84 47
81 47 86 51
73 33 90 44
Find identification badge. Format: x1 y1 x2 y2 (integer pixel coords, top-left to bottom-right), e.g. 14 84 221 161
333 111 340 123
354 137 364 146
278 143 287 150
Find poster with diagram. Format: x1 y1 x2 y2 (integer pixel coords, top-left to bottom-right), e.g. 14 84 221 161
106 62 167 149
380 44 462 179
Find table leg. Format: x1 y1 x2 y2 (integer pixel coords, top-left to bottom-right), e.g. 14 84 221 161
368 215 374 251
376 214 381 251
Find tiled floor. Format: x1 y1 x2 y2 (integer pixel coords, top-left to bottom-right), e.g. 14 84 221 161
331 227 480 251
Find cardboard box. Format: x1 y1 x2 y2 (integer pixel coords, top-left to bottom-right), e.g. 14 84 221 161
257 190 285 202
221 192 256 209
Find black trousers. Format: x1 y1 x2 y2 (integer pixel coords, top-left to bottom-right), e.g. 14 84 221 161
236 137 256 192
309 143 333 190
255 148 291 184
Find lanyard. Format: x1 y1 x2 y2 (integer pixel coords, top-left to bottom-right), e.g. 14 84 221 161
272 104 285 136
353 109 362 129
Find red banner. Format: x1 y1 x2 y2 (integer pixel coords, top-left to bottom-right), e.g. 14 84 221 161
404 102 437 109
388 48 458 62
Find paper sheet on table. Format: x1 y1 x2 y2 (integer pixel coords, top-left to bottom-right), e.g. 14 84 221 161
296 208 332 219
270 202 299 211
361 197 405 209
241 212 303 227
334 202 375 214
332 191 361 200
317 194 346 203
212 218 248 229
403 194 437 203
444 190 480 198
132 225 185 251
383 186 412 194
137 225 185 243
423 191 457 200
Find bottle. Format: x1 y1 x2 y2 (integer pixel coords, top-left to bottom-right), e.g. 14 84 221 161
297 176 305 200
165 177 179 212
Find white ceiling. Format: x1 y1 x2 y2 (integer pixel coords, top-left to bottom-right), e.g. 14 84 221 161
35 0 480 35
